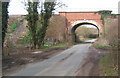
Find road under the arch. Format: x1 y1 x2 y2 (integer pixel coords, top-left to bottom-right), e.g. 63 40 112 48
71 23 99 42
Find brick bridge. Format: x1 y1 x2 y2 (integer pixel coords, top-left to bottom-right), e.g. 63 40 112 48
59 11 103 42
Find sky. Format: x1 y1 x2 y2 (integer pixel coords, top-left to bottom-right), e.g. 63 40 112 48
8 0 120 15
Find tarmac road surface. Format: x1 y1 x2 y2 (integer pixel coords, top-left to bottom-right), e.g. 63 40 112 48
9 39 97 76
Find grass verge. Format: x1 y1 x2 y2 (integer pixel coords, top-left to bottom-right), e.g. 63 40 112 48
99 54 118 76
93 43 110 49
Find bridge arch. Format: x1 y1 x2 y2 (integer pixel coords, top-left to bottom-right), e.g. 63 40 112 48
71 20 101 42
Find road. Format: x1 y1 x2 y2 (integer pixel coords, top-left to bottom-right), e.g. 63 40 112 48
9 39 97 76
84 39 97 43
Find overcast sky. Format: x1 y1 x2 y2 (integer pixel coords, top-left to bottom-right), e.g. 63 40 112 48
8 0 119 15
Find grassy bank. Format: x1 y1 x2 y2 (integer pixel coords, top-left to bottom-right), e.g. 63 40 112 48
93 43 118 76
9 21 19 33
93 39 118 76
93 43 110 49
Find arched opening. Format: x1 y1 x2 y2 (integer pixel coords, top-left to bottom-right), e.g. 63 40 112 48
71 22 100 43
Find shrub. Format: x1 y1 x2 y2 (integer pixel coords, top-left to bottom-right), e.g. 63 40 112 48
21 33 32 44
88 34 98 38
79 39 84 43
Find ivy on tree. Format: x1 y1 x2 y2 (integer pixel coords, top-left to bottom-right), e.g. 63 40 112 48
36 0 56 48
2 2 9 48
26 0 56 49
26 1 39 49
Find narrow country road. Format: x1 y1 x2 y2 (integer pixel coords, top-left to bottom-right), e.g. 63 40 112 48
9 39 97 76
